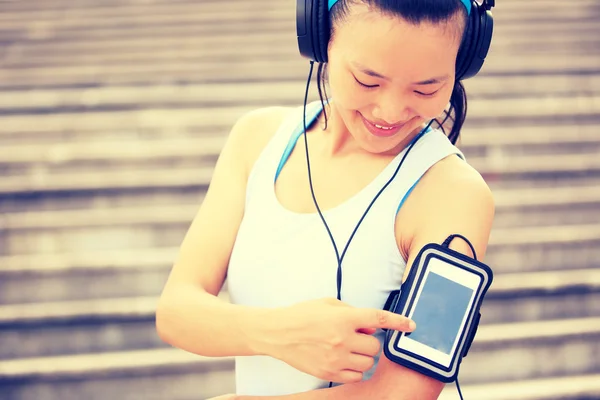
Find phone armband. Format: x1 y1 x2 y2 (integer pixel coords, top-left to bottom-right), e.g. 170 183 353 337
383 241 493 383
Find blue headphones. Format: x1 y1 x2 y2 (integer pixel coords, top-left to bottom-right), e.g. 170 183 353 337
296 0 495 80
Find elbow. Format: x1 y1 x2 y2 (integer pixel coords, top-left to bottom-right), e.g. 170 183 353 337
155 284 214 356
155 291 177 346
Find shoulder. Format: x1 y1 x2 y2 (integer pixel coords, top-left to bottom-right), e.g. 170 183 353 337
399 153 495 262
225 106 297 178
419 153 495 217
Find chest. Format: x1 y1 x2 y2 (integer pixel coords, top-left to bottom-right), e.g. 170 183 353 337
274 145 396 215
227 186 406 311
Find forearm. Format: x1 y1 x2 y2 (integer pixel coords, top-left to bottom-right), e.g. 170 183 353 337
156 284 275 357
236 358 442 400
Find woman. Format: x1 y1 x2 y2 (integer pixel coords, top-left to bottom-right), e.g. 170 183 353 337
156 0 495 398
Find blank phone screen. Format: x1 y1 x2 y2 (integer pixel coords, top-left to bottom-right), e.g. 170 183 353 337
407 272 474 355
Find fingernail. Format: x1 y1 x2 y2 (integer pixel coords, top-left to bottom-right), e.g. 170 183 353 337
409 321 416 330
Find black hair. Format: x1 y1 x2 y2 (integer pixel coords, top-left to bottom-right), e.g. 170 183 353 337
317 0 469 145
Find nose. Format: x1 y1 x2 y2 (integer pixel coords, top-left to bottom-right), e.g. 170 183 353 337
371 90 414 126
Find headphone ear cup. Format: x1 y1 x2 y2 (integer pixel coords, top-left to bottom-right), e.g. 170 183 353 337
457 3 494 80
456 5 476 81
316 0 330 63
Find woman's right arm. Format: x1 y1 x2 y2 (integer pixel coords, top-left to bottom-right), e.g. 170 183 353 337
155 107 287 357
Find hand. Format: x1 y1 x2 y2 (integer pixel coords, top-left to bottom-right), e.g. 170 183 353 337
206 394 237 400
263 298 416 384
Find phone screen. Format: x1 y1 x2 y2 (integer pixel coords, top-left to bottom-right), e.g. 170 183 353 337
407 271 475 355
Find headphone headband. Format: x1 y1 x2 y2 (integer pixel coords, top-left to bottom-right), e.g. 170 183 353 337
328 0 472 15
298 0 494 79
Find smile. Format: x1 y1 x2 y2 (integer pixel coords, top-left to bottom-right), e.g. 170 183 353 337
359 113 407 137
373 123 397 130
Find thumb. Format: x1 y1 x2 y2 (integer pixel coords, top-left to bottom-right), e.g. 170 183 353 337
356 309 416 332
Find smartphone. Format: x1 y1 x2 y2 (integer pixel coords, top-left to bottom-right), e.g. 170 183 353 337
400 256 481 367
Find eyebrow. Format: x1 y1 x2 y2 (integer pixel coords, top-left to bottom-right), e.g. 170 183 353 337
352 62 449 85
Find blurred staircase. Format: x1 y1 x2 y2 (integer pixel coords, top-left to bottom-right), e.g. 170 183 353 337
1 0 600 399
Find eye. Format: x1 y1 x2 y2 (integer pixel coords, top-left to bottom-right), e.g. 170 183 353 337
354 76 378 89
414 90 439 97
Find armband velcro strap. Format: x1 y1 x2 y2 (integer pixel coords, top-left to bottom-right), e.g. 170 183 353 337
462 311 481 358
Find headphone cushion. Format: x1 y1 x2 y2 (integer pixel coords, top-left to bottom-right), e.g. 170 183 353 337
466 4 484 76
458 3 494 80
316 0 330 63
456 4 475 80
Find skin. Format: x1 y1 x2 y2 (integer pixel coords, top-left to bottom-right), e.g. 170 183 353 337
162 3 495 400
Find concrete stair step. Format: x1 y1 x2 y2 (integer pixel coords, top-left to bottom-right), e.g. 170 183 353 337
1 269 599 357
0 348 235 400
0 317 598 397
3 172 600 213
0 203 599 256
3 6 598 44
2 151 600 205
484 269 600 324
2 52 600 89
459 123 600 158
0 186 202 214
4 14 592 60
462 317 600 384
0 0 588 11
1 222 599 301
5 25 596 58
491 185 600 227
485 223 600 274
4 144 600 185
5 12 592 47
3 30 594 71
0 5 294 32
1 121 599 167
2 94 597 138
2 184 600 255
0 0 591 30
438 373 600 400
0 248 176 304
0 107 596 149
3 75 600 118
0 297 167 360
2 23 596 71
4 182 599 227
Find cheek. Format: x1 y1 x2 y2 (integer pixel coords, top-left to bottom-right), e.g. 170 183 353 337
416 85 455 118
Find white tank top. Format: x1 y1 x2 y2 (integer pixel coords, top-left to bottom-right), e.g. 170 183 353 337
227 101 465 395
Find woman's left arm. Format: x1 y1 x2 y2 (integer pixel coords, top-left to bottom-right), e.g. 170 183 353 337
236 159 495 400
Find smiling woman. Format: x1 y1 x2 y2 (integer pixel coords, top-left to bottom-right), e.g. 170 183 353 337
156 1 496 400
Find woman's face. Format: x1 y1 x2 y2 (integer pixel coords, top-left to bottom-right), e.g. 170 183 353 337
327 3 465 154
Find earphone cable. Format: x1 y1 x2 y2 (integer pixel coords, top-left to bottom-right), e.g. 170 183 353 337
302 60 435 300
302 60 434 390
302 61 343 293
302 61 434 302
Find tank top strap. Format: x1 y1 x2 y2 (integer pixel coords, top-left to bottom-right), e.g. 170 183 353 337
274 101 324 182
245 101 324 206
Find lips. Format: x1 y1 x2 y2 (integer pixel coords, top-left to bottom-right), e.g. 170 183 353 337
359 113 406 138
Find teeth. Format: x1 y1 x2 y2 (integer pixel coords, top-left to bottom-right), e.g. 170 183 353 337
374 123 394 130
